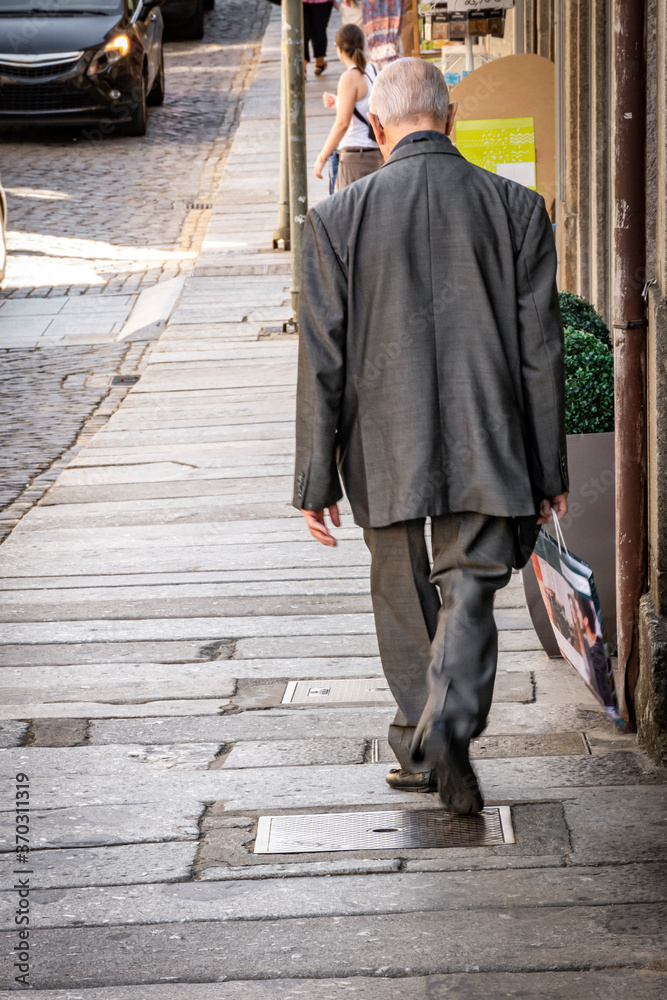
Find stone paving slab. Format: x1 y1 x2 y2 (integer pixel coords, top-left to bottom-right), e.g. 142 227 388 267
233 630 543 659
6 520 356 550
2 863 664 932
85 423 296 448
89 708 396 746
0 700 231 721
86 704 609 747
0 970 664 1000
68 443 295 469
536 666 604 705
219 739 367 770
0 613 376 644
0 566 368 589
0 799 202 849
0 579 368 606
0 593 373 623
51 461 293 488
0 641 237 666
38 476 295 505
0 841 197 890
2 501 303 535
564 786 667 863
1 538 367 578
2 902 664 987
0 663 236 703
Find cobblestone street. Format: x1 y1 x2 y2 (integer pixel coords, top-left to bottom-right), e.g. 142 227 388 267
0 0 270 518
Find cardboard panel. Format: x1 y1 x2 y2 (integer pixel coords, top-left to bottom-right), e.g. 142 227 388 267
451 54 556 213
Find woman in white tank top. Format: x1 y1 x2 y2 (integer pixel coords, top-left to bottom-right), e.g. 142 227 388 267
314 24 384 190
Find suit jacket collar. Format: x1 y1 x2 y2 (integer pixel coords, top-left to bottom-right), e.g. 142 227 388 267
385 134 463 166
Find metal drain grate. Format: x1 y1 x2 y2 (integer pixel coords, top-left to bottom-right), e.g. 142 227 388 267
282 678 395 705
254 807 514 854
186 201 213 210
111 375 140 387
370 732 587 763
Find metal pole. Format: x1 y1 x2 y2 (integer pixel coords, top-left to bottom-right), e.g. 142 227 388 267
513 0 525 54
284 0 308 327
273 3 290 250
612 0 647 725
465 34 474 74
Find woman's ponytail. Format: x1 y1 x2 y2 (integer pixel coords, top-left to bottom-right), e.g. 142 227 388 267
335 23 367 73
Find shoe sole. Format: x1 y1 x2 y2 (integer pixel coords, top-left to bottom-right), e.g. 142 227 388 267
385 780 437 793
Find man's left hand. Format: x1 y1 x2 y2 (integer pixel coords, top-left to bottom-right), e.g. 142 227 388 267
301 505 340 546
537 493 569 525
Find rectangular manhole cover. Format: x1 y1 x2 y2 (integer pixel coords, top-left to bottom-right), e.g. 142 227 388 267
254 807 514 854
370 732 587 763
282 679 394 705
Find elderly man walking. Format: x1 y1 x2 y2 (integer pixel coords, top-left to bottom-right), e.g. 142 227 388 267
293 59 568 814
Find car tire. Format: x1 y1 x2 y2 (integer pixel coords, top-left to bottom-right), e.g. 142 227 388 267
204 0 215 10
182 0 205 40
147 49 165 106
125 72 147 136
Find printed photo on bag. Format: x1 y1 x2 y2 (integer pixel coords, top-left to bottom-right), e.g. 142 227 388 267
531 530 623 725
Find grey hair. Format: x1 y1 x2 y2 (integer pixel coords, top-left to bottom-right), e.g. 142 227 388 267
369 57 450 128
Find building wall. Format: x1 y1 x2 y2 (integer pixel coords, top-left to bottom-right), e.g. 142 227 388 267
520 0 666 760
637 0 667 765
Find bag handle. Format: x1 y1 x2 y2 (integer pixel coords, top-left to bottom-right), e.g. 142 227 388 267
551 509 569 556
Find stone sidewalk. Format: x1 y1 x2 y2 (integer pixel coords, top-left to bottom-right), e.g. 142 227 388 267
1 7 666 996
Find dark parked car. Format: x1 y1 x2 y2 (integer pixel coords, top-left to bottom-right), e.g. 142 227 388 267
0 0 165 136
161 0 213 42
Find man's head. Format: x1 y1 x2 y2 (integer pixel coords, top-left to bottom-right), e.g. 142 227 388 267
368 58 457 159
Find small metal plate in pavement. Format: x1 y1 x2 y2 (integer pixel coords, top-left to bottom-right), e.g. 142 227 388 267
282 678 394 705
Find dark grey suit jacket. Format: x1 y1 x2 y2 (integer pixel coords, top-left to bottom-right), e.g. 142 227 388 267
293 136 568 528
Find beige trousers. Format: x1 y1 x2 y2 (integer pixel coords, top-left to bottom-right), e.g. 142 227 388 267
334 147 383 190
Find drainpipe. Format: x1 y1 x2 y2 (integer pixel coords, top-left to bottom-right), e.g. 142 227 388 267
284 0 308 328
612 0 647 724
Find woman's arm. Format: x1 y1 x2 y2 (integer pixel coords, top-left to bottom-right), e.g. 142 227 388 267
314 72 360 179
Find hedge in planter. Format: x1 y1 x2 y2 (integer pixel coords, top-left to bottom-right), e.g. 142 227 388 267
559 291 611 348
564 326 614 435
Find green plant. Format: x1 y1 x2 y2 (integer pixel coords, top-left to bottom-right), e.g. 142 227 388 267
564 327 614 434
559 291 611 347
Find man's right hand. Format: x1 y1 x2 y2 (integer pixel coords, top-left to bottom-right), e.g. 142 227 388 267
538 493 569 524
301 505 341 546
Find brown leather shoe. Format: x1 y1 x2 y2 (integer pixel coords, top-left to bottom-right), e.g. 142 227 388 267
385 767 437 792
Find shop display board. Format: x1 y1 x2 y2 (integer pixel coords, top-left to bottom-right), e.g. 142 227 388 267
450 54 556 212
455 117 536 190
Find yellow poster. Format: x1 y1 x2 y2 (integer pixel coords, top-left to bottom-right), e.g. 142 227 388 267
455 117 537 190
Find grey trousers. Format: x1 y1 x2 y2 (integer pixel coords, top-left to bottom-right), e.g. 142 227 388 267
363 513 515 771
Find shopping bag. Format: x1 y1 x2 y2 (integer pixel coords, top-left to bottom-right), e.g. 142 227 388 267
530 514 624 727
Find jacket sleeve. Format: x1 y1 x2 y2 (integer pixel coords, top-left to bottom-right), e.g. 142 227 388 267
293 209 347 511
516 196 569 500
